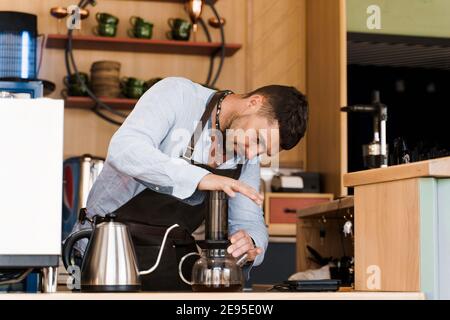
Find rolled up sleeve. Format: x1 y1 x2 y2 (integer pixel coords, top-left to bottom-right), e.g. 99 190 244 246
228 159 268 268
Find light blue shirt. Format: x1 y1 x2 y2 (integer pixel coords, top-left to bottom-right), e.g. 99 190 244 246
86 77 268 266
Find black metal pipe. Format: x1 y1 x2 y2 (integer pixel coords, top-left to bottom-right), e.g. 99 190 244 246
199 18 214 87
206 0 226 88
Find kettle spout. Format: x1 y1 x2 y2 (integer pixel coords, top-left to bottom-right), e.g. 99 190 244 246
138 224 180 276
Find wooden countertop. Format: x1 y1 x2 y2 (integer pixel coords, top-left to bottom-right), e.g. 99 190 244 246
296 196 354 218
344 156 450 187
0 291 425 300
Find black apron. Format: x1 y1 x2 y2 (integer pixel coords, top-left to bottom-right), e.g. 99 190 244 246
114 91 242 291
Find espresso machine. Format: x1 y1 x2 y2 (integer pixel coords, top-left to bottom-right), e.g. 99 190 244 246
0 12 61 290
0 98 64 293
341 91 388 169
179 191 247 292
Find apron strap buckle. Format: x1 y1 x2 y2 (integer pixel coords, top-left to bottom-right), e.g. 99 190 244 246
182 146 195 162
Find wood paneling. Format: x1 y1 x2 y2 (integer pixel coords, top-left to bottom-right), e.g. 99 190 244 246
63 109 118 158
2 0 343 174
353 178 420 291
0 0 248 158
2 0 308 167
306 0 347 196
246 0 307 169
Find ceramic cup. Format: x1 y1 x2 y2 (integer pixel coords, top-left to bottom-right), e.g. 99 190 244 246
166 18 191 41
95 12 119 25
128 16 154 39
121 77 145 99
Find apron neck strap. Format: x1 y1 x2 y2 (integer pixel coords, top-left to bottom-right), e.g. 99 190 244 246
182 90 233 162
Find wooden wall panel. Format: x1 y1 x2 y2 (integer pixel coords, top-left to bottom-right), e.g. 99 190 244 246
354 179 420 291
2 0 308 167
306 0 347 196
0 0 248 158
246 0 307 169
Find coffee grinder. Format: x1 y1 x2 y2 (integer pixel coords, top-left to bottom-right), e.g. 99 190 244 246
341 90 388 169
179 191 247 291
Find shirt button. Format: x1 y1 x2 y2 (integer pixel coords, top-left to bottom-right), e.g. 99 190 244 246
155 187 159 191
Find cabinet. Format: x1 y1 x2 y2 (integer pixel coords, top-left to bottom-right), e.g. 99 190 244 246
344 157 450 299
295 197 354 273
264 193 333 236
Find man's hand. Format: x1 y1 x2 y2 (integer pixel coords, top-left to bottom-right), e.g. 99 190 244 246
227 230 263 262
198 174 263 206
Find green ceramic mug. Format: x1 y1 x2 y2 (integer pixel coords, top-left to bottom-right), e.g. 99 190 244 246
124 86 144 99
167 18 191 41
63 73 89 96
93 23 117 37
129 16 145 27
64 72 89 86
128 22 154 39
95 12 119 25
121 77 145 99
121 77 145 87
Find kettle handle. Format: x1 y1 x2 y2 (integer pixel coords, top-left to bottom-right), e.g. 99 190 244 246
62 229 92 271
178 252 201 285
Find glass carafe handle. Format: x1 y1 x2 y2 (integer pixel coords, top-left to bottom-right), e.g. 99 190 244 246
178 252 201 285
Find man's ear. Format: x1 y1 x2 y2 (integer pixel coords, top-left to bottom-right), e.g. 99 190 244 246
247 94 264 111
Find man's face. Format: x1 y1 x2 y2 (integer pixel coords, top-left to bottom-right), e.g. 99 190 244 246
227 114 280 161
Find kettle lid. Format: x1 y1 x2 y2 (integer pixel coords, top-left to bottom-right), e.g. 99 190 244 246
105 212 117 222
94 212 122 227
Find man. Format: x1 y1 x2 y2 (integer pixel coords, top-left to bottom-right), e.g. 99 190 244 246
85 77 308 290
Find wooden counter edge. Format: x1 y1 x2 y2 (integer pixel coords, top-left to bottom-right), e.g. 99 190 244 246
343 156 450 187
296 196 354 218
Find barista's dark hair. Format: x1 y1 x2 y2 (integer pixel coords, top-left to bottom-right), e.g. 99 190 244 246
243 85 308 150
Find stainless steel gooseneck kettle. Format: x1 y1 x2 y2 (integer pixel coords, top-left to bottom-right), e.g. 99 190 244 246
62 212 179 292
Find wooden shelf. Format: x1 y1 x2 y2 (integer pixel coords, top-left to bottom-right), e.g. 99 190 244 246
64 96 137 110
296 196 354 218
46 34 241 57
